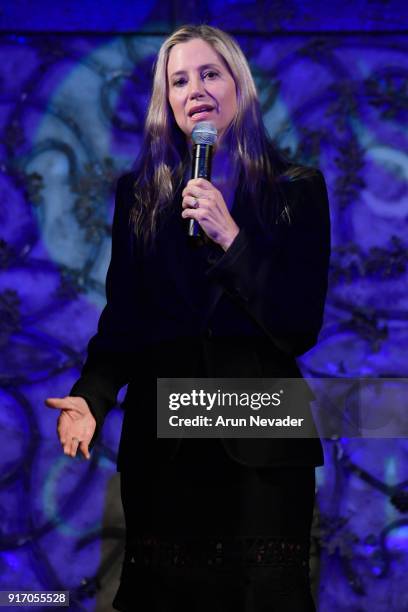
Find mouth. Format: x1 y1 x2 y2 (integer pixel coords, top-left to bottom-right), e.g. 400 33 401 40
188 105 215 118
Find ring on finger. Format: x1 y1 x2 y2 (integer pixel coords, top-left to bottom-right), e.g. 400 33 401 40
72 437 80 443
192 198 199 208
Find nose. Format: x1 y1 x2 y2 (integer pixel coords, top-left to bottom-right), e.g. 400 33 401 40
188 74 205 100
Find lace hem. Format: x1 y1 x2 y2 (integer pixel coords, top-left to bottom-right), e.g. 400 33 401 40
125 536 310 569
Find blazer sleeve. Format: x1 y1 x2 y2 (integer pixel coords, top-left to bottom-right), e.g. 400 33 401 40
206 169 331 357
70 173 143 445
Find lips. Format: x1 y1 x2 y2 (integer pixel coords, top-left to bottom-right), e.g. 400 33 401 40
188 104 214 117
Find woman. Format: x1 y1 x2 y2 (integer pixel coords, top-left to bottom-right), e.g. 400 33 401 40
46 25 330 611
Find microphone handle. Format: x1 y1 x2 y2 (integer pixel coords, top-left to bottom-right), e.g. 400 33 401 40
188 143 213 238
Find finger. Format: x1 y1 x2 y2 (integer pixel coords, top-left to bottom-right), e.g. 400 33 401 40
57 421 69 445
45 398 72 410
60 433 78 457
181 208 198 220
181 196 195 209
184 193 212 208
69 437 80 458
182 184 214 199
62 440 72 456
182 209 206 223
182 196 205 210
187 178 212 190
45 397 65 408
79 440 91 460
182 186 202 199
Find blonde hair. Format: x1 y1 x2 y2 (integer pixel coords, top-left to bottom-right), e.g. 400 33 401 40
131 24 313 242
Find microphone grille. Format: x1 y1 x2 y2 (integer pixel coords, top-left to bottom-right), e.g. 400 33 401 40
191 122 218 145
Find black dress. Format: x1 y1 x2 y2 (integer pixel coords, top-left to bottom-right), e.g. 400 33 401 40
113 450 316 611
112 239 317 612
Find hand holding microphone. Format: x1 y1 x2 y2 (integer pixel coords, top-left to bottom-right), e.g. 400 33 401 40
182 121 239 251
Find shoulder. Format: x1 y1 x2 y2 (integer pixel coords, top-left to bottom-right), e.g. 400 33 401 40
116 171 138 198
110 173 138 237
276 166 329 224
286 166 328 202
113 172 140 224
289 167 328 206
278 165 326 190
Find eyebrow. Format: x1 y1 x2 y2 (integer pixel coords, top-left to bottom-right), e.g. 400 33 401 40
169 63 222 78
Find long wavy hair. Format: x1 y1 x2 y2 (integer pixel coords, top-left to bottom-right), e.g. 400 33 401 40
131 24 316 243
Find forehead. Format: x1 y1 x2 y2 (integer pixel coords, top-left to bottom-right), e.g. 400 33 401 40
167 38 225 75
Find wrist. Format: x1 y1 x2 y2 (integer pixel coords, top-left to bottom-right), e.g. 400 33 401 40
220 226 240 251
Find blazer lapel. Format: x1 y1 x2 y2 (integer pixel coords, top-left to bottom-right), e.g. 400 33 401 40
158 186 202 314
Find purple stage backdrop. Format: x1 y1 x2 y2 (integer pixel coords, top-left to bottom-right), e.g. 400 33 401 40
0 2 407 611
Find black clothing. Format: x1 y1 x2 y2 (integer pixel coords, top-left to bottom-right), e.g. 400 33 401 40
70 167 330 611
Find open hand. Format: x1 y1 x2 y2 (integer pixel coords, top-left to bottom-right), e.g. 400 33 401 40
181 178 239 250
45 396 96 459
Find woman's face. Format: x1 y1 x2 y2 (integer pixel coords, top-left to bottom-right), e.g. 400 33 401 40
167 38 238 142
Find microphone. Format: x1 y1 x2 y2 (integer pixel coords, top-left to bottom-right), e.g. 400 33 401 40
188 121 218 239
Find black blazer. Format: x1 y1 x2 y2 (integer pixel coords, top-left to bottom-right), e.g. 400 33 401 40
70 168 331 471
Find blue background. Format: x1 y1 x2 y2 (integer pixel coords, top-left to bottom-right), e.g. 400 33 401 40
0 1 407 610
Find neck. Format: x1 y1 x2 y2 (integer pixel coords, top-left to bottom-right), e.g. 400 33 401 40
211 148 234 181
211 145 238 211
212 129 236 181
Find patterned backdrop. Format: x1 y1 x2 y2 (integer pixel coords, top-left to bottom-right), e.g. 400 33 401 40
0 1 407 610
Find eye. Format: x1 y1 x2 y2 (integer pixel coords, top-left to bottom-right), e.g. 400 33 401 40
173 77 187 87
203 70 219 80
